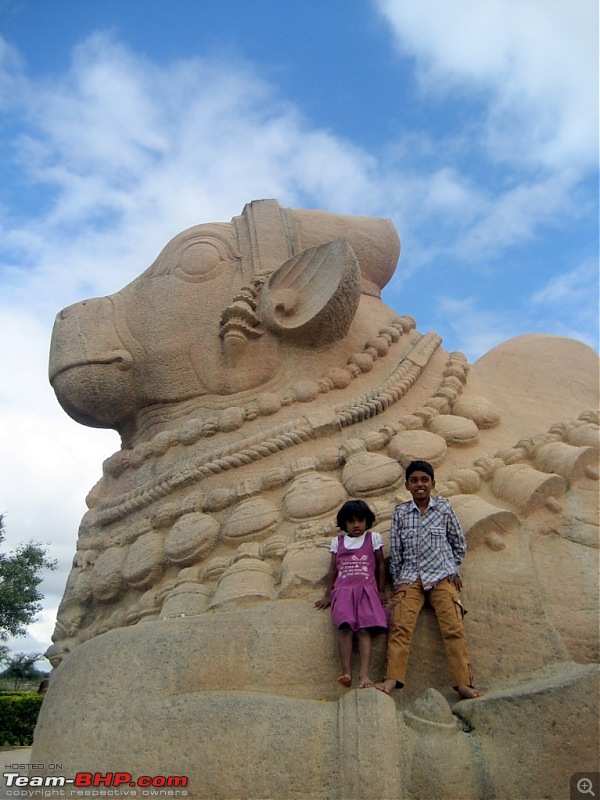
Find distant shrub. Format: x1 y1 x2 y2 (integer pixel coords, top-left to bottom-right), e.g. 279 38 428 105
0 692 44 746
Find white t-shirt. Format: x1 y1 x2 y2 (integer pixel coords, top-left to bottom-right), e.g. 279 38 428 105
330 531 384 553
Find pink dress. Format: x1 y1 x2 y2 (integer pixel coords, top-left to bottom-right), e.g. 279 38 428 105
330 531 389 631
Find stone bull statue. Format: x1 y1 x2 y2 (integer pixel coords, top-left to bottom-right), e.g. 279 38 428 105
33 200 598 799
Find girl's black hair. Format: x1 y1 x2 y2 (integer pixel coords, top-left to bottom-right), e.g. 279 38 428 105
336 499 376 531
405 460 435 481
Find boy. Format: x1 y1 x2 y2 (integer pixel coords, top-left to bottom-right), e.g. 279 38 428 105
376 460 484 699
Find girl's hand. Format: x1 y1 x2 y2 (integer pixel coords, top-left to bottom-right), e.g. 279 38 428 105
378 591 388 605
314 597 331 609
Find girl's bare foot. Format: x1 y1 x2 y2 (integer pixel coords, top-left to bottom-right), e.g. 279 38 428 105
456 684 485 699
337 674 352 688
358 677 374 688
375 679 398 694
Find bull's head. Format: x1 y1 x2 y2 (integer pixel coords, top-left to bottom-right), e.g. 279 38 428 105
49 200 400 437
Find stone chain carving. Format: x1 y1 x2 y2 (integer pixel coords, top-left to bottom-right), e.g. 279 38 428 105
91 325 441 526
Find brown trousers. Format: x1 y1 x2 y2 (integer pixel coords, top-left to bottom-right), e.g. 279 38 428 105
384 577 474 688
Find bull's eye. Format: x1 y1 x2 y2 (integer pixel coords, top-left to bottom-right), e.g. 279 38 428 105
175 237 232 282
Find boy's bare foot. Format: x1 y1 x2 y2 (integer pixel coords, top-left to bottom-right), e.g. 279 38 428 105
358 678 374 688
375 679 398 694
456 684 485 699
337 674 352 688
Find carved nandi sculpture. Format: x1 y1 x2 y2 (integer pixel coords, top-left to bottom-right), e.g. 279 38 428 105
34 200 598 799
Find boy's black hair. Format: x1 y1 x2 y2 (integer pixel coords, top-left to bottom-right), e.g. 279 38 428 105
336 499 376 531
405 460 435 482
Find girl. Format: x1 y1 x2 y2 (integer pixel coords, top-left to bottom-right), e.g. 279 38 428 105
315 499 388 688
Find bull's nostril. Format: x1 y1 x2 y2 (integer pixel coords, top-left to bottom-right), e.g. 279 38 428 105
112 350 134 370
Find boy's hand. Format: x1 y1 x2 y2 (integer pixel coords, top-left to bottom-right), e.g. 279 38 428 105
450 574 463 591
314 597 331 609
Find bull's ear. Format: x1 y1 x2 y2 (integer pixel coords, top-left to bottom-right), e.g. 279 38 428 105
258 237 361 347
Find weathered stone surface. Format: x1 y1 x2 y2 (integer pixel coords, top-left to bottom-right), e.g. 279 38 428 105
37 200 599 798
453 662 600 800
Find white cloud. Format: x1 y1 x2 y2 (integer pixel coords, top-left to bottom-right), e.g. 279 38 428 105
436 255 599 362
435 296 520 361
375 0 598 171
532 257 598 308
0 33 398 322
0 309 118 655
530 258 599 347
455 171 577 262
4 609 57 664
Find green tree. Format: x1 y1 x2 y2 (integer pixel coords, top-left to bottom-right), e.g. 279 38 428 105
0 652 45 690
0 514 56 641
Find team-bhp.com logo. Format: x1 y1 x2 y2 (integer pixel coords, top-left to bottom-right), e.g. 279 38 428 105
3 771 189 797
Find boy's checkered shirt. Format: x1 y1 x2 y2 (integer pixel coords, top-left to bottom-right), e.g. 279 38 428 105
389 495 466 589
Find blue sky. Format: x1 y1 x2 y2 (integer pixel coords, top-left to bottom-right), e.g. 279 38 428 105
0 0 597 659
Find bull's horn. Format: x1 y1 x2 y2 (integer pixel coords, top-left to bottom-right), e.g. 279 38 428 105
258 237 361 347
